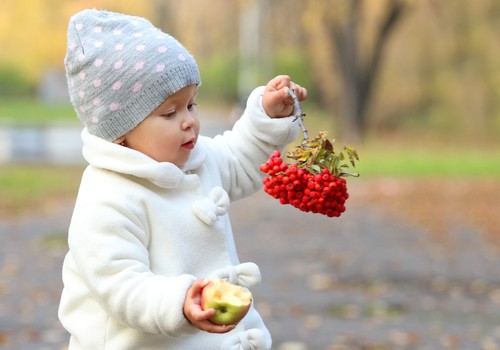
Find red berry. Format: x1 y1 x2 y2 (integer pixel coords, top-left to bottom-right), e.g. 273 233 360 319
260 150 353 218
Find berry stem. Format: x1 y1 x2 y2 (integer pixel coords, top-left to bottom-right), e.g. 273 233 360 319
288 88 308 141
287 89 359 177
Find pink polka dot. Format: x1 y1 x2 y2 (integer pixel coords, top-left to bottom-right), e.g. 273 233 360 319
91 116 99 124
114 60 123 70
112 81 122 91
113 29 122 35
178 54 186 61
78 90 85 98
93 98 101 106
133 82 143 92
94 41 103 48
134 61 144 70
158 46 167 53
109 102 120 111
75 23 83 31
94 58 103 67
94 26 102 33
115 43 124 50
79 106 86 113
93 79 102 88
78 54 86 62
136 44 145 51
134 32 143 38
69 42 77 51
156 64 165 72
79 72 86 80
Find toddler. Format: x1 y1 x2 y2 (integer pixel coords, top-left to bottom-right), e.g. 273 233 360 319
59 9 307 350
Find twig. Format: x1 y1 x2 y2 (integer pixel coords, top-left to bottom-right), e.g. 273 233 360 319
288 88 308 141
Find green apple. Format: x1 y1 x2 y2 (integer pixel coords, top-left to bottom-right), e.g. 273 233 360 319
201 278 252 325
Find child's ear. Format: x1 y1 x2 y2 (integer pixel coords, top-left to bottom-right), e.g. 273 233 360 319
114 136 125 145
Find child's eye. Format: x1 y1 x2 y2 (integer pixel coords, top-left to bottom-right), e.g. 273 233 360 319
188 103 198 111
161 111 176 118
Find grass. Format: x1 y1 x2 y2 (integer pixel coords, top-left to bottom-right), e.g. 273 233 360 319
0 98 75 124
355 147 500 178
0 165 83 216
0 141 497 218
0 99 498 218
281 143 500 179
287 103 500 179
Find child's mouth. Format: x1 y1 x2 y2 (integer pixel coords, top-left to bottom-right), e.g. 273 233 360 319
182 141 195 150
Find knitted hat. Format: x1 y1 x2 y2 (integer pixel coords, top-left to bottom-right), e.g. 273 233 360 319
65 9 201 142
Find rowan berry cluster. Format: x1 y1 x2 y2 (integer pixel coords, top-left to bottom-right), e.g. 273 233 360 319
260 151 348 217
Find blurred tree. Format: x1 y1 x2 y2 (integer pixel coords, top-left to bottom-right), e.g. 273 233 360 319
0 0 153 90
434 0 500 135
303 0 414 142
237 0 274 104
373 0 500 137
150 0 172 32
1 0 498 138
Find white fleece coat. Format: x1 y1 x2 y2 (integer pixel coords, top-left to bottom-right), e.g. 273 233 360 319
59 87 299 349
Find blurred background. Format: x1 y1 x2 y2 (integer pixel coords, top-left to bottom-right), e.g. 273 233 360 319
0 0 499 349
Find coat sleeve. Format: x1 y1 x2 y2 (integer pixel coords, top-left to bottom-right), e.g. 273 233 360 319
64 172 197 337
204 86 300 201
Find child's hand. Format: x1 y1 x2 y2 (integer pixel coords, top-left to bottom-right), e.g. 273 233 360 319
183 279 236 334
262 75 308 118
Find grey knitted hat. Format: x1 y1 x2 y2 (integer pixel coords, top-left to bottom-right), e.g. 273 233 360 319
65 9 201 142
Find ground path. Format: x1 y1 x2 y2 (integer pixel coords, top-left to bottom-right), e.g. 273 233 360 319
1 187 499 349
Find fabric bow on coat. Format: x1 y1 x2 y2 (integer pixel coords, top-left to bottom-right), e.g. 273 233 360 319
221 329 269 350
208 262 261 288
192 187 230 225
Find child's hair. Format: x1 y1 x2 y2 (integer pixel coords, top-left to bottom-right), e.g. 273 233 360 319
65 9 201 142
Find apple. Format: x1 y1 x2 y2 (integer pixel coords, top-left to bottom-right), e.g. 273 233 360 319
201 278 252 325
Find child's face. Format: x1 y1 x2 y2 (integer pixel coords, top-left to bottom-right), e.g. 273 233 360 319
119 84 200 167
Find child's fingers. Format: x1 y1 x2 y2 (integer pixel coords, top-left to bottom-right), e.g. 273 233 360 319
189 306 214 322
270 75 291 91
263 75 307 118
190 308 236 333
204 323 236 334
188 279 210 297
290 83 308 101
280 86 294 105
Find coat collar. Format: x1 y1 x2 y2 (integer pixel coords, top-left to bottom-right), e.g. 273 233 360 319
81 128 207 188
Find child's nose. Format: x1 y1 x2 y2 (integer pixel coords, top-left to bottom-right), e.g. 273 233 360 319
181 112 196 129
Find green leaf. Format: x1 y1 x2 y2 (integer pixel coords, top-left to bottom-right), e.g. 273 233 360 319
287 131 360 178
309 164 321 174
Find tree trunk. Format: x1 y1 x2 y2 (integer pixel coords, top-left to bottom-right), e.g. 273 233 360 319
331 0 409 143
